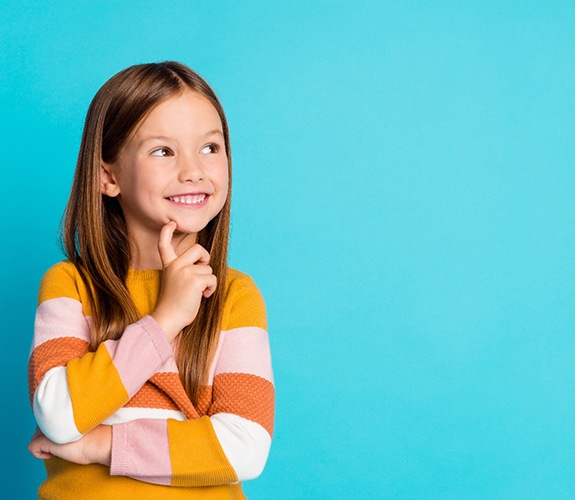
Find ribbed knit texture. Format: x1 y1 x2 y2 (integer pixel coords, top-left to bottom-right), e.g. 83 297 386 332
29 262 274 499
168 416 236 487
67 349 129 433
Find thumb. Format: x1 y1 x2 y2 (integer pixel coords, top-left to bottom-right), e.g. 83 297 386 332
158 221 178 266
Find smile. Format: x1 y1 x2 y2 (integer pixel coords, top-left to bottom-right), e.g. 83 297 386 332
166 194 208 205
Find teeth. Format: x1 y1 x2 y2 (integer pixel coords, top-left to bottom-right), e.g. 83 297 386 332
169 194 206 204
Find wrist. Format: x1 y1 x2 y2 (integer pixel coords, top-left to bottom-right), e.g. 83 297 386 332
88 425 112 466
150 309 182 342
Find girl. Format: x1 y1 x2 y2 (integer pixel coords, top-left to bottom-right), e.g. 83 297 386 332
28 61 274 499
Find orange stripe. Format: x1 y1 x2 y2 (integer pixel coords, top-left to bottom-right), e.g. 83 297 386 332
124 381 180 411
209 373 275 437
168 416 237 486
125 376 213 416
195 386 213 416
28 337 89 403
148 372 200 420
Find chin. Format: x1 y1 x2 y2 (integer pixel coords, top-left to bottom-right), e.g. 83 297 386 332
173 222 208 235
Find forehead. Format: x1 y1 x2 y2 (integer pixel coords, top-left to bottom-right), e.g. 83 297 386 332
134 90 223 138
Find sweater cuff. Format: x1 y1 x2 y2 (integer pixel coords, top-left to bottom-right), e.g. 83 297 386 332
110 423 128 477
138 315 173 365
109 419 173 485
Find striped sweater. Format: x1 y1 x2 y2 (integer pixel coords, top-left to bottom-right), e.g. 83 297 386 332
28 261 274 499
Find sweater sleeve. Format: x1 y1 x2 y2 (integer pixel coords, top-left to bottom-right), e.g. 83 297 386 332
28 263 174 444
109 273 275 486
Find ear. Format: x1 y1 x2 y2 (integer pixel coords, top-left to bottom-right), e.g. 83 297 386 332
100 163 120 197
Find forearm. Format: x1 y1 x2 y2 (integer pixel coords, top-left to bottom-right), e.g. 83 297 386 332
110 325 275 486
110 414 271 487
31 313 173 443
28 425 112 466
88 425 113 466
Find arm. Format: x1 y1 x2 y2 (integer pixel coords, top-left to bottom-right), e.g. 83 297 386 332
28 425 112 465
29 271 274 486
30 223 215 445
29 262 173 444
109 273 275 486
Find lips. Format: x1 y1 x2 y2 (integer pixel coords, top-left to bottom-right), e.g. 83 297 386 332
166 193 208 205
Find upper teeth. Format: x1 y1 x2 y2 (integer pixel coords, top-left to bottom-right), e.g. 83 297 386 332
169 194 206 204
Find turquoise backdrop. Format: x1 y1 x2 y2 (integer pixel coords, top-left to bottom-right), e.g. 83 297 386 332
2 1 574 498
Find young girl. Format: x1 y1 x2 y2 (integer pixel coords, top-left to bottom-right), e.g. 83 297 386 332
28 61 274 499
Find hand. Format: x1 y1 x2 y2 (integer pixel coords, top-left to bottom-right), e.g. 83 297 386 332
151 221 217 342
28 426 112 466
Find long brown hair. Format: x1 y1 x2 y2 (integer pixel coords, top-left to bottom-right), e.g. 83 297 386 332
62 62 231 404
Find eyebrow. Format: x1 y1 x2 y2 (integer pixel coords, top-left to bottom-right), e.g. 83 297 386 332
139 130 224 145
203 129 225 139
139 135 171 144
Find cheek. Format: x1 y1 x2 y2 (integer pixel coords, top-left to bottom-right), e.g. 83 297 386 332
217 163 230 194
217 177 230 210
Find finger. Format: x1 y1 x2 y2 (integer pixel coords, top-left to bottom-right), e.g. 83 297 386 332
194 245 211 265
158 221 178 266
28 436 53 459
191 264 213 275
178 243 211 266
31 450 53 460
28 441 38 456
202 274 218 298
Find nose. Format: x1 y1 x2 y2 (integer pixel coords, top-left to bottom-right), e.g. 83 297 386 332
177 152 204 183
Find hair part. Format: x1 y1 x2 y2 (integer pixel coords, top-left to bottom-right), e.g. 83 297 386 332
62 61 232 404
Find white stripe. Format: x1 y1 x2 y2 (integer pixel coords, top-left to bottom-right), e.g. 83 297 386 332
33 366 82 444
102 407 186 425
211 413 272 481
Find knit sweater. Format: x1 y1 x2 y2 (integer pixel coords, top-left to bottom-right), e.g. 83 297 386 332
28 261 274 499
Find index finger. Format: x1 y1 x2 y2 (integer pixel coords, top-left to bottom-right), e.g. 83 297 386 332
158 221 178 266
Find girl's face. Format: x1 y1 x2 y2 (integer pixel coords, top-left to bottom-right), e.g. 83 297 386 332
101 90 229 253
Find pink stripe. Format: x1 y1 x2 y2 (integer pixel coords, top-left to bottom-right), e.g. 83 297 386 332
104 316 174 397
158 357 179 374
214 327 273 383
111 419 171 485
207 332 226 385
32 297 91 351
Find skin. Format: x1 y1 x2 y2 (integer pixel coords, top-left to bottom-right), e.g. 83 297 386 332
29 90 229 466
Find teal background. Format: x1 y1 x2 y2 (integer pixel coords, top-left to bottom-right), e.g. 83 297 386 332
2 1 575 498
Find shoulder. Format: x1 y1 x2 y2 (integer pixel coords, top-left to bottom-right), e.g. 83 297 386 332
38 260 90 306
222 268 267 331
225 268 261 292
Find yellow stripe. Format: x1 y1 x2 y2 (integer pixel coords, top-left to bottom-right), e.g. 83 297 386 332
39 263 266 327
38 261 95 315
67 344 129 433
42 459 246 499
168 416 237 486
222 270 267 330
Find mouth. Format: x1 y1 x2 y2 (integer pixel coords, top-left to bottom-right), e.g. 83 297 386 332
166 193 209 205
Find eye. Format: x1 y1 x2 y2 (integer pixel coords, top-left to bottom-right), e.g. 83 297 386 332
150 147 174 157
200 143 221 154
